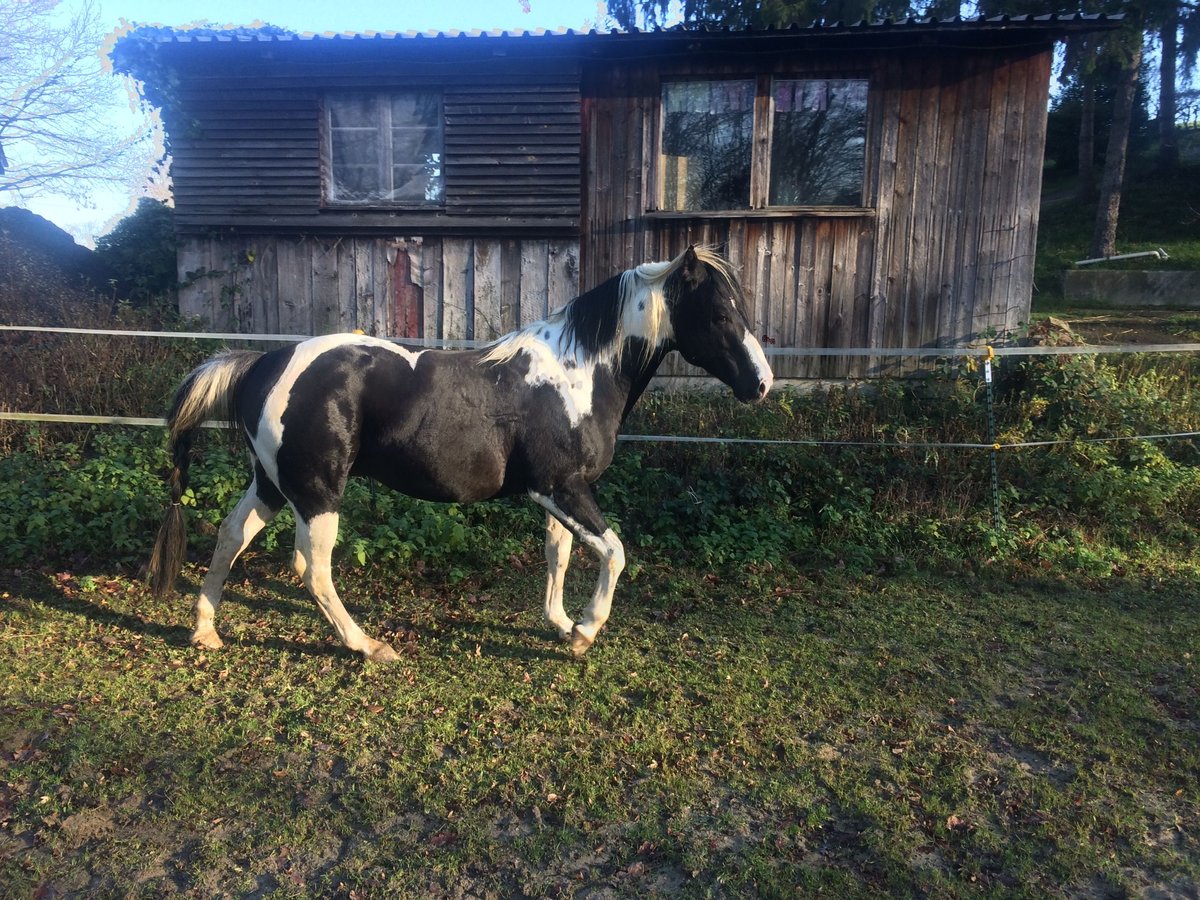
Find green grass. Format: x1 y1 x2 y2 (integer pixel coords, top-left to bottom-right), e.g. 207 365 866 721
1034 158 1200 308
2 556 1197 896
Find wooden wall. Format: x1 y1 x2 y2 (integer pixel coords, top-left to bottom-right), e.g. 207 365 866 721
162 34 1054 381
178 235 579 341
581 44 1053 378
164 43 580 233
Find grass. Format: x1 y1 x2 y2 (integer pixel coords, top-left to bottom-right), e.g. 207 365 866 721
1 552 1197 896
1034 156 1200 309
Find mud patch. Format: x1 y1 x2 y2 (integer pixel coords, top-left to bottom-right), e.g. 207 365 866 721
58 807 117 847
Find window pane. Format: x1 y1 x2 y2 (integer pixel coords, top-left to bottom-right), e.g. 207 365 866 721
327 93 443 205
392 157 443 203
660 80 753 211
330 100 383 202
330 95 376 128
769 79 867 206
390 93 443 203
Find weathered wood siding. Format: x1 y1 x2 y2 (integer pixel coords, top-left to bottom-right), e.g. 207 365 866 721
163 42 580 232
157 31 1056 378
581 45 1052 377
178 235 578 340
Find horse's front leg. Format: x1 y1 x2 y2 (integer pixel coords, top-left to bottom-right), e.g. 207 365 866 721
543 512 575 641
529 487 625 657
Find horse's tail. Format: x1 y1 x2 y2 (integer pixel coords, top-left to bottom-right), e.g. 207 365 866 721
148 350 263 597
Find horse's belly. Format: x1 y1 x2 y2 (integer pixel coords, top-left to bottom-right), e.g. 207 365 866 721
356 442 507 504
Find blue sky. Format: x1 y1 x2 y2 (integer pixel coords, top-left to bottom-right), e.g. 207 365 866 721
107 0 609 34
22 0 609 242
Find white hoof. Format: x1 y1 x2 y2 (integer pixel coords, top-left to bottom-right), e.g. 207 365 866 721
569 626 594 658
191 628 224 651
364 641 400 663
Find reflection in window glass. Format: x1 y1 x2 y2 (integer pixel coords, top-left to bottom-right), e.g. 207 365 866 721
328 93 443 205
660 80 754 211
769 79 867 206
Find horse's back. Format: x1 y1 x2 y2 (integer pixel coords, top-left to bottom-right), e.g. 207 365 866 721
238 332 622 511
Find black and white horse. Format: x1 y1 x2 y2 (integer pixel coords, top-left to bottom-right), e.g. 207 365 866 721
148 247 773 660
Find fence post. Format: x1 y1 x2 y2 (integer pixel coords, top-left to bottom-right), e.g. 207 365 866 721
983 346 1003 530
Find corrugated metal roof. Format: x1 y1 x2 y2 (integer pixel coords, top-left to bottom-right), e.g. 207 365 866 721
125 13 1122 44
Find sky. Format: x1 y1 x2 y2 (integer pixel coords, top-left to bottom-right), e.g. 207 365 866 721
19 0 610 244
109 0 609 34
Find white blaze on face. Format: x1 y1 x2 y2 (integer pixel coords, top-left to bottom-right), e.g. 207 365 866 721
253 334 425 487
743 329 774 395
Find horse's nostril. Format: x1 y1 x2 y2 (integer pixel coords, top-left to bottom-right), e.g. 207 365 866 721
757 380 768 399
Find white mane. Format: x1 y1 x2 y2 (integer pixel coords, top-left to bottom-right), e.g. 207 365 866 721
482 247 736 367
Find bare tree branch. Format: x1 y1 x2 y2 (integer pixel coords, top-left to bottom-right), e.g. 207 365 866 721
0 0 155 203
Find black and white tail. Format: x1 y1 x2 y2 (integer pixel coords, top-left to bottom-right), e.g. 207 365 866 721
147 351 262 597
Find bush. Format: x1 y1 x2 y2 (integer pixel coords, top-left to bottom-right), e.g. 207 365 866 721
94 199 178 305
2 349 1199 578
0 308 220 456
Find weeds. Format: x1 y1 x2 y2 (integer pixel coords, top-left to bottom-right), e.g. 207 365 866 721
1 349 1199 589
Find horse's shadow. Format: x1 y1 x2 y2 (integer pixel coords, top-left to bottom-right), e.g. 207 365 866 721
33 584 182 646
442 618 567 663
36 574 565 664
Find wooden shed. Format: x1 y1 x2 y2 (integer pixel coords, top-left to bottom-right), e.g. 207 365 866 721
113 15 1116 378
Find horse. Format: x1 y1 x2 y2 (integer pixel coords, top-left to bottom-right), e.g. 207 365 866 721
147 246 773 660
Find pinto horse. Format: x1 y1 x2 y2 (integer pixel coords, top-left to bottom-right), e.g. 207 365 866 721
148 247 773 660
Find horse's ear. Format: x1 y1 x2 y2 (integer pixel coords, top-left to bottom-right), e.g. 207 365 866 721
680 246 705 286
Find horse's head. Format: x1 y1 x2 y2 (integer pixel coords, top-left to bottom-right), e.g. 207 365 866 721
667 247 774 403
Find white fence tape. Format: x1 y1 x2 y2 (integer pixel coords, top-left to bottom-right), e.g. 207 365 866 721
3 324 1199 449
4 324 1200 358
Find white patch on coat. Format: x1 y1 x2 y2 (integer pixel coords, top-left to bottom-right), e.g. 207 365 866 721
524 342 598 427
252 334 424 488
484 319 599 427
743 329 774 395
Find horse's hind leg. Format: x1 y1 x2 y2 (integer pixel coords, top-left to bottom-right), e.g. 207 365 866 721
192 475 282 650
543 512 575 641
295 512 399 662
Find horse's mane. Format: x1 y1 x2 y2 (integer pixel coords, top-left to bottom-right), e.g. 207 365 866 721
482 246 740 367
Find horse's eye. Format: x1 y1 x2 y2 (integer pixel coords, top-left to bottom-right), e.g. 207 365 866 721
714 313 729 325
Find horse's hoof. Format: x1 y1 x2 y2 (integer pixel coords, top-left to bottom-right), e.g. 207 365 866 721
569 626 594 658
191 628 223 651
365 642 401 663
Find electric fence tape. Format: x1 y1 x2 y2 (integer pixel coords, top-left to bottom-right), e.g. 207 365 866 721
5 324 1200 358
4 326 1200 530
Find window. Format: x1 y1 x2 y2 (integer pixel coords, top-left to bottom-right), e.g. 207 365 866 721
659 78 868 212
770 80 867 206
325 93 443 206
661 81 754 211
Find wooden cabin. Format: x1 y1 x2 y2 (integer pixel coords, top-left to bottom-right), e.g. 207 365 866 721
113 15 1116 378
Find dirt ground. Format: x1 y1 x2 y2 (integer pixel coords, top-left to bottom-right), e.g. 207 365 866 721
1045 308 1200 346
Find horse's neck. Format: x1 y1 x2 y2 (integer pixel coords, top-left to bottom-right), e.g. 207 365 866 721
612 339 671 426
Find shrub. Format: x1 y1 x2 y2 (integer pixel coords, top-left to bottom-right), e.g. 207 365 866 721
2 348 1199 578
93 199 178 305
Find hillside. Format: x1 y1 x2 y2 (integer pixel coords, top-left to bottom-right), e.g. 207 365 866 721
1034 156 1200 309
0 208 112 324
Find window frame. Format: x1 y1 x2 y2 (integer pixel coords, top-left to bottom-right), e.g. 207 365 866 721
655 73 871 216
322 91 445 210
